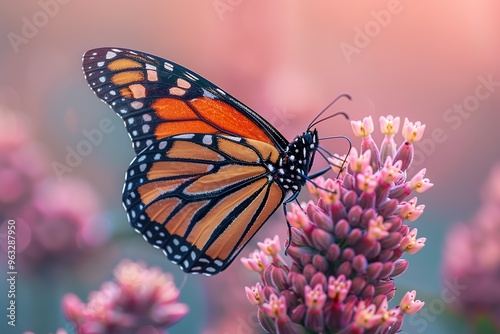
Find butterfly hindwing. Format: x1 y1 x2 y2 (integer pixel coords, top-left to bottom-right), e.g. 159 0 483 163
82 47 288 154
123 133 285 274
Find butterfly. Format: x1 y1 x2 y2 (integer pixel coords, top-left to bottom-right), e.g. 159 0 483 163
82 47 348 275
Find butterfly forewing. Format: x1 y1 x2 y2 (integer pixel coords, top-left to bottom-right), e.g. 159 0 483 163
82 47 288 154
123 134 284 274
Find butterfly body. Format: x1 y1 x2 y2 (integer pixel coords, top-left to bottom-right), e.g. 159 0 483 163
82 48 319 275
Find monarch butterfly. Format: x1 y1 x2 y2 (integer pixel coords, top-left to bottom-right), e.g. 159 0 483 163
82 47 348 275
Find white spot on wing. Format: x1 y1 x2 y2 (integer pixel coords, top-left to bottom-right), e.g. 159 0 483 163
202 89 216 99
131 101 144 110
184 72 199 81
164 62 174 71
105 51 117 59
174 134 195 139
202 135 212 145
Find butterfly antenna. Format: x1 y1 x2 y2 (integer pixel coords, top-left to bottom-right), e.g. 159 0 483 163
309 111 350 129
307 93 352 130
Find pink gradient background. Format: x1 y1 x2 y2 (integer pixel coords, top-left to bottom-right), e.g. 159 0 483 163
1 1 499 333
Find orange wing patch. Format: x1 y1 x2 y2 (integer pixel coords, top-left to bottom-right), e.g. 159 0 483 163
107 58 142 71
190 97 274 145
150 97 275 145
166 140 223 161
164 201 209 236
145 198 181 224
152 98 198 120
184 165 267 195
138 179 189 204
148 161 214 179
112 71 145 85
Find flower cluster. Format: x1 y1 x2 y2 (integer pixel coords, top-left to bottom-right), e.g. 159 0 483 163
442 163 500 328
0 107 107 272
63 259 189 334
242 116 430 333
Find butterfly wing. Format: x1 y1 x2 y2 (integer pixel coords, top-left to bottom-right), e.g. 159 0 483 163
82 47 293 274
82 47 288 154
124 133 284 274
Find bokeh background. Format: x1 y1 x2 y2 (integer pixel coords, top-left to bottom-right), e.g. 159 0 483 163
1 1 499 333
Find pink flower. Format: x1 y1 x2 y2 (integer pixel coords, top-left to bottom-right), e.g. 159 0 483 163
442 163 500 328
401 117 426 143
240 249 270 273
327 275 351 303
0 106 108 273
62 259 188 333
243 115 430 333
379 115 400 136
351 116 374 138
258 235 282 257
245 283 265 305
399 197 425 221
400 228 426 254
409 168 434 193
400 290 425 315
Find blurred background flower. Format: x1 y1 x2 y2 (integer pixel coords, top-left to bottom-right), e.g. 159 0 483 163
0 107 109 273
63 259 189 334
442 163 500 332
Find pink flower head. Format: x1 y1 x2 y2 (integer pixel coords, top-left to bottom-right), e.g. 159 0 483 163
348 147 372 174
328 154 347 177
380 157 403 184
376 298 401 328
367 216 391 240
357 167 377 193
245 283 265 305
63 260 188 333
240 249 270 273
410 168 434 193
351 116 374 138
400 290 425 315
305 284 327 310
399 197 425 221
307 175 325 196
379 115 401 136
400 228 426 254
318 178 342 205
402 117 426 143
354 301 383 329
327 275 351 303
286 202 310 230
258 235 281 257
243 114 429 333
262 294 287 319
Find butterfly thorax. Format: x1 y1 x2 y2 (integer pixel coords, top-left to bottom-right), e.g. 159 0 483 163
274 129 318 195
